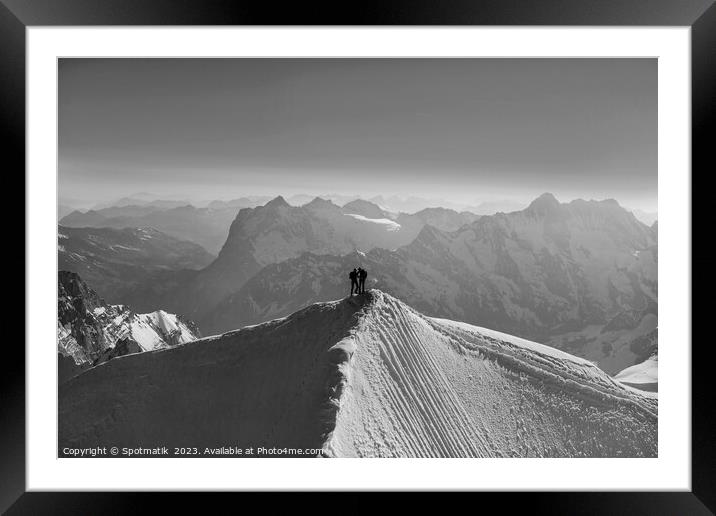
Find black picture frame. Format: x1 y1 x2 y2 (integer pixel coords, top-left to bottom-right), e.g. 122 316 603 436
4 0 713 512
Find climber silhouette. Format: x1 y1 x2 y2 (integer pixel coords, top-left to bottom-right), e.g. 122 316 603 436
358 267 367 294
349 268 359 296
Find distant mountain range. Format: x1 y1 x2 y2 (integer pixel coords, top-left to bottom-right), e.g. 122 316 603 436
59 205 240 254
58 195 485 254
58 225 214 304
58 271 200 384
365 195 527 215
65 192 657 223
125 196 480 320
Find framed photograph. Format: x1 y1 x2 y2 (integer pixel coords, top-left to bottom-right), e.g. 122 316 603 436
5 0 713 512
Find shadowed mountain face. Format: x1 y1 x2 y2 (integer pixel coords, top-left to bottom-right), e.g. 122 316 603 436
202 195 656 374
58 225 214 305
59 291 656 457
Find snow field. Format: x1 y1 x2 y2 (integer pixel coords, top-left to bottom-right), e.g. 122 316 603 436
60 291 656 457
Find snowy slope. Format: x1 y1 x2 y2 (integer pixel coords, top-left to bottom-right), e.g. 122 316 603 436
59 290 656 457
614 353 658 392
59 307 198 362
107 309 199 351
324 292 656 457
344 213 402 231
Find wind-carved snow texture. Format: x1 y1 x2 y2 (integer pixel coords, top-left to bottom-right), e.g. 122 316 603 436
323 292 656 457
59 290 656 457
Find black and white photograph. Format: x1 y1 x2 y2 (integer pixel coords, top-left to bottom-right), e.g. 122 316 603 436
56 57 659 459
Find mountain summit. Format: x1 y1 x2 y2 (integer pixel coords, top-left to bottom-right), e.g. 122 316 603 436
526 192 560 213
60 291 656 457
264 195 291 209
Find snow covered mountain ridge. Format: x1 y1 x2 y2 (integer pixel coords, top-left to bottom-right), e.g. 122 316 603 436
58 271 200 383
60 290 656 457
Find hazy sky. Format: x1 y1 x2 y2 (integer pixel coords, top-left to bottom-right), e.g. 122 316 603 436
59 58 657 211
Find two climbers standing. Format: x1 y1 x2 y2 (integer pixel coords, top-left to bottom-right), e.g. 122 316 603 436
349 267 368 295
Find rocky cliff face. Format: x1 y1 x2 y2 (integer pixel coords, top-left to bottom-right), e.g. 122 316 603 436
58 271 200 383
